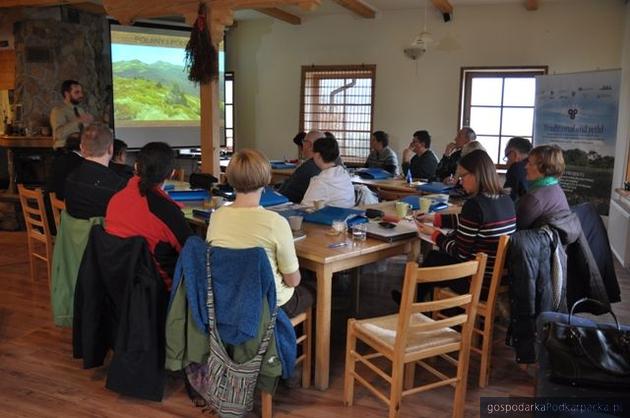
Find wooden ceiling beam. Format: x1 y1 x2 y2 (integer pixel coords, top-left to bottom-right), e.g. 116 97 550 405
0 0 91 8
431 0 453 14
330 0 376 19
525 0 538 11
255 7 301 24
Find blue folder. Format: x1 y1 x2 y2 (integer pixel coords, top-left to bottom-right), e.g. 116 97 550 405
303 206 366 226
400 196 449 213
417 182 456 193
260 187 290 207
355 168 394 180
270 162 297 170
168 189 210 202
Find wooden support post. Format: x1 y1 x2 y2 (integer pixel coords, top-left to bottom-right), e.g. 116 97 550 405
200 81 221 179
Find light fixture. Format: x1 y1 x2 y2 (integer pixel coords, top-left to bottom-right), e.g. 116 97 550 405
404 0 433 60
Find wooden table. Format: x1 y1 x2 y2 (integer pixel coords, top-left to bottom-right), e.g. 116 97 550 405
0 135 54 193
270 167 295 184
183 203 420 390
294 222 419 390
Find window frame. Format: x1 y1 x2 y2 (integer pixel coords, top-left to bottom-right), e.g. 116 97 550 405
299 64 376 161
458 66 548 166
223 71 235 151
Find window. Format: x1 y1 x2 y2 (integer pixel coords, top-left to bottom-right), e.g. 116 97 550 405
300 65 376 160
223 71 235 151
459 67 547 164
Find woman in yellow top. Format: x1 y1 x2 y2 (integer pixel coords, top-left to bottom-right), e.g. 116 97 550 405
206 149 313 317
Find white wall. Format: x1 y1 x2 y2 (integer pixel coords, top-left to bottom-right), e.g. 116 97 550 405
612 3 630 190
227 0 625 161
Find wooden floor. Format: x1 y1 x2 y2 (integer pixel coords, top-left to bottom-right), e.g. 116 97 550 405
0 231 628 417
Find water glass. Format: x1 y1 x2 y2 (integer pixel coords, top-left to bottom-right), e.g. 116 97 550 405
352 223 367 241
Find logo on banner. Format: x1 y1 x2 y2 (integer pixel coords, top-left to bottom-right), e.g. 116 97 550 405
568 108 578 120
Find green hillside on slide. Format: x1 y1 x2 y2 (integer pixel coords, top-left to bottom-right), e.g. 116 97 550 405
113 60 200 121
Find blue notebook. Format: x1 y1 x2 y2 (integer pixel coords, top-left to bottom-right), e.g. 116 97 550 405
168 189 210 202
260 187 290 207
355 168 394 180
270 162 297 170
303 206 366 226
417 182 456 193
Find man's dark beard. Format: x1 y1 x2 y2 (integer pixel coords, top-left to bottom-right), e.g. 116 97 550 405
70 97 82 105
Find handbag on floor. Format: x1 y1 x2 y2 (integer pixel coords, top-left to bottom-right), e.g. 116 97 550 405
542 298 630 389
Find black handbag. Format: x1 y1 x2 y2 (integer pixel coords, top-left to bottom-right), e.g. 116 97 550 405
542 298 630 389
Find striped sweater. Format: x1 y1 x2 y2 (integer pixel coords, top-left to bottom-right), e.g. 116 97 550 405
433 193 516 280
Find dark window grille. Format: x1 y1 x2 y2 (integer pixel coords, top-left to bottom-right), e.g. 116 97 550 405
300 65 376 159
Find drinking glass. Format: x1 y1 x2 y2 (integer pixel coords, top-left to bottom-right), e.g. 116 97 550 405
352 223 367 241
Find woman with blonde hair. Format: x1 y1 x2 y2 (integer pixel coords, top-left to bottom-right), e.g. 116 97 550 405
516 144 569 230
207 148 313 317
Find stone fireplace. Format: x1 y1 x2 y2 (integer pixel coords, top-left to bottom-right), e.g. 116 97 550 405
12 6 113 133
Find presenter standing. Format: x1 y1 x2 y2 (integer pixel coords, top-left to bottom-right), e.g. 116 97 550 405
50 79 94 149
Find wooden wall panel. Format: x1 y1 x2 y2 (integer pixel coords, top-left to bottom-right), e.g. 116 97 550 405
0 50 16 90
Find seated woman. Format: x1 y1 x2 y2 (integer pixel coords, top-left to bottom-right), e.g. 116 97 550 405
516 144 569 230
207 149 313 318
416 150 516 292
302 136 355 208
105 142 193 290
292 131 306 161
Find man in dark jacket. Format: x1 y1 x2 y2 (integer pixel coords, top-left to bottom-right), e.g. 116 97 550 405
503 136 532 202
434 127 476 182
401 130 438 180
278 130 324 203
65 124 126 219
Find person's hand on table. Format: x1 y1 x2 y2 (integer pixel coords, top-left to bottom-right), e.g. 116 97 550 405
415 213 434 224
415 219 436 236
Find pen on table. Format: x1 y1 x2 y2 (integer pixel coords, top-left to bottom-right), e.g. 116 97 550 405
328 242 348 248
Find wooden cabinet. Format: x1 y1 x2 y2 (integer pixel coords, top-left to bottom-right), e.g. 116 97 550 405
0 50 16 90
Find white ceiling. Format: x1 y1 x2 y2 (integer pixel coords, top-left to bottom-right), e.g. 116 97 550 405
234 0 563 20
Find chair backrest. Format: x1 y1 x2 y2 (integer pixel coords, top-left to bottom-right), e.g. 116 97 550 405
49 192 66 231
395 253 487 352
483 235 510 307
18 184 52 246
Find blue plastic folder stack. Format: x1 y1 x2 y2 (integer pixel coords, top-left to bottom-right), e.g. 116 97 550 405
417 182 456 193
303 206 367 227
270 161 297 170
260 187 290 207
355 168 394 180
167 189 210 202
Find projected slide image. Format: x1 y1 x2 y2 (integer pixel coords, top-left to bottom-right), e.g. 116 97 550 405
111 30 200 127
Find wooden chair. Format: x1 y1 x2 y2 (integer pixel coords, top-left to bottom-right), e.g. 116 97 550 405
433 235 510 387
18 184 54 285
343 253 487 418
49 192 66 232
261 307 312 418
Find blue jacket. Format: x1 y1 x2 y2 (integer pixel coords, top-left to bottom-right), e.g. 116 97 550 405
171 236 297 378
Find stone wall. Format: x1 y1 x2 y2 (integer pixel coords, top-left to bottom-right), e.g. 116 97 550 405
13 7 112 132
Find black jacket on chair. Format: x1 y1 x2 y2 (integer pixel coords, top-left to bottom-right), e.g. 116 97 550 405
572 202 620 303
73 225 168 401
507 210 611 363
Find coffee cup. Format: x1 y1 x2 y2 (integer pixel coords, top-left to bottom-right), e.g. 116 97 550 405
419 197 432 214
288 215 304 232
395 201 411 218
